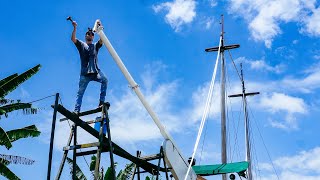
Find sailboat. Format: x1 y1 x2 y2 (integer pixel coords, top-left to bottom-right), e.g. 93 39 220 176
186 14 258 180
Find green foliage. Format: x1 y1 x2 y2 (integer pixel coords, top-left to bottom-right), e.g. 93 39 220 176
0 154 35 165
0 127 12 149
0 64 41 179
66 157 88 180
116 163 135 180
90 155 97 171
0 64 41 98
0 125 40 150
0 74 18 87
0 163 20 180
6 125 41 144
104 166 114 180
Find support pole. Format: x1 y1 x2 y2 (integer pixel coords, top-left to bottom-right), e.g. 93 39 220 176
161 146 170 180
137 151 141 180
73 124 77 180
47 93 59 180
104 104 116 180
55 130 74 180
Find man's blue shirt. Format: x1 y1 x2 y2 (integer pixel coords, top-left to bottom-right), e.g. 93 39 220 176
74 39 103 76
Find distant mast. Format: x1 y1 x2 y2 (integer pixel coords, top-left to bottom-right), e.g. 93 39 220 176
205 14 240 180
229 64 260 180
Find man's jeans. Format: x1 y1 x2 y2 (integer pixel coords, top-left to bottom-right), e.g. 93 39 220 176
74 71 108 112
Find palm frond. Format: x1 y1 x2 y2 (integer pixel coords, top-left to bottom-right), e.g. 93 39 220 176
0 64 41 98
0 102 32 116
66 157 87 180
0 162 20 180
6 125 40 143
0 74 18 87
0 154 35 165
0 127 12 149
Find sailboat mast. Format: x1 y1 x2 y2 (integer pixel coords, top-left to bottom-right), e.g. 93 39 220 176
240 64 253 180
205 14 240 180
220 15 228 180
229 64 260 180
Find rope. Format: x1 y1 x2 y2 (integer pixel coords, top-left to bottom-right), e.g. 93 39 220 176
184 36 222 180
27 94 56 104
248 103 280 180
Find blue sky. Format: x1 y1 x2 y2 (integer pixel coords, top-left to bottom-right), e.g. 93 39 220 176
1 0 320 179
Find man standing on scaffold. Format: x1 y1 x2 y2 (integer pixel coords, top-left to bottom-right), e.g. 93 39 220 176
70 19 108 114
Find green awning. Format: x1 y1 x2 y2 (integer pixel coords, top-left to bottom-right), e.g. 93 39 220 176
192 161 248 176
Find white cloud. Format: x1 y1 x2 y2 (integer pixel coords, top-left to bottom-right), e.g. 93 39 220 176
208 0 217 7
275 46 297 60
228 0 318 48
301 7 320 36
282 63 320 93
205 17 214 29
259 147 320 180
152 0 196 32
236 57 285 73
259 92 307 129
314 55 320 60
189 82 221 123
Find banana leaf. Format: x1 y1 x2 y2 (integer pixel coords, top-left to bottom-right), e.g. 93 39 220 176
89 155 97 171
0 127 12 149
0 103 32 115
116 162 135 180
0 74 18 87
0 155 11 166
0 98 15 105
0 64 41 98
0 162 20 180
0 108 5 116
66 157 87 180
0 154 35 165
6 125 40 144
104 167 113 180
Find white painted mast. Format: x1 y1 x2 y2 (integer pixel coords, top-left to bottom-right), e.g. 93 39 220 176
93 20 197 180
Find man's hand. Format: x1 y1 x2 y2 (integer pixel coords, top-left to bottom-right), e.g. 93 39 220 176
72 21 77 29
96 19 103 29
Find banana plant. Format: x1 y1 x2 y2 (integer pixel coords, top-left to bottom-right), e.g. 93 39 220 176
68 155 139 180
0 64 40 118
0 64 41 180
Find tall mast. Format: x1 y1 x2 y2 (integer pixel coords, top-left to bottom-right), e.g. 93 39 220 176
220 15 227 180
229 64 260 180
205 14 240 180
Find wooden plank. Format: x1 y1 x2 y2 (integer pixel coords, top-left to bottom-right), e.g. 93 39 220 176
55 104 166 173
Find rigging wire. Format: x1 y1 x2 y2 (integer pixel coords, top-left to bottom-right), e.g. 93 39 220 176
27 94 57 104
184 36 222 180
225 59 234 162
247 103 280 180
